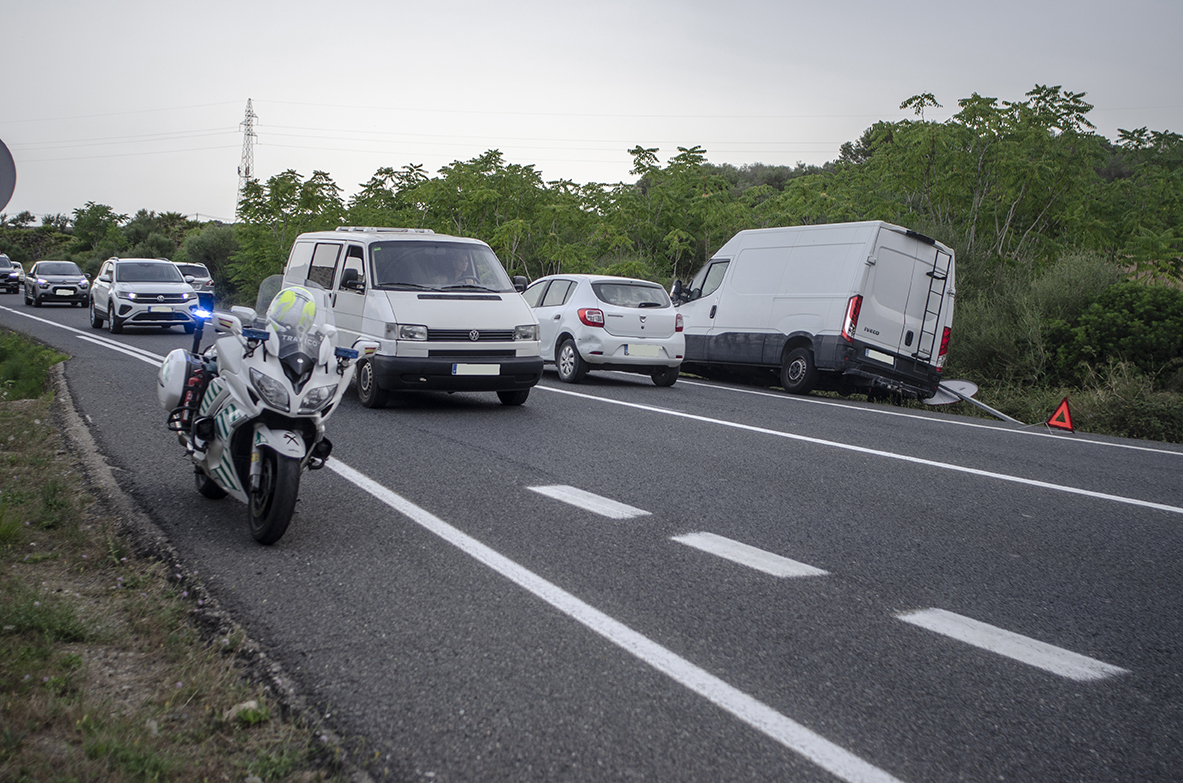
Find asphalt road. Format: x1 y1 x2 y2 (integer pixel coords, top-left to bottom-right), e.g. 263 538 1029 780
4 296 1181 782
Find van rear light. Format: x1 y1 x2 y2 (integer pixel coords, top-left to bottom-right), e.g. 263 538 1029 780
842 295 863 342
675 313 684 332
935 326 951 370
578 308 605 327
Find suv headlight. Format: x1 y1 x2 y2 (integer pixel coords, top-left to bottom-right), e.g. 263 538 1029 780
514 324 539 341
116 290 135 300
249 368 290 411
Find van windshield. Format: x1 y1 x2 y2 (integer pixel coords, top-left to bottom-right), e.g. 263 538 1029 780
370 241 514 292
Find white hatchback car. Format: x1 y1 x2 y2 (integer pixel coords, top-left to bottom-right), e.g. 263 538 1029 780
89 257 200 334
523 274 684 386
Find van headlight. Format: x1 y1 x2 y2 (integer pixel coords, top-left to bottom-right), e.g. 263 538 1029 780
514 324 539 341
397 324 428 341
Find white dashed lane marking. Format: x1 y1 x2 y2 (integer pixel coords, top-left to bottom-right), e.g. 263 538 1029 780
897 608 1129 681
528 485 651 519
673 532 829 578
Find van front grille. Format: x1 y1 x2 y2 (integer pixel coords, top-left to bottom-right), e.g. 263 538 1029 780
427 329 515 342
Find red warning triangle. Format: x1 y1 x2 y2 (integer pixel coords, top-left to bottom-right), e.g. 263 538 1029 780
1047 397 1074 432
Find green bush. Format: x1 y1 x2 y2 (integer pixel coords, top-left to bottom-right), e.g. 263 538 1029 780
0 331 67 401
1049 281 1183 384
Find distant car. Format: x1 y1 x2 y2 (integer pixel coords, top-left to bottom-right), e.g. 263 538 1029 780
0 255 19 293
523 273 684 386
89 257 200 334
173 262 215 307
24 260 89 307
13 262 25 284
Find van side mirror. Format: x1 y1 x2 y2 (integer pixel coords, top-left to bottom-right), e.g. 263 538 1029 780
513 275 528 293
340 268 364 291
670 279 685 303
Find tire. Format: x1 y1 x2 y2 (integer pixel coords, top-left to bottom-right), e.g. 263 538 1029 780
108 302 123 334
247 450 300 545
497 389 530 406
23 288 32 305
183 323 195 334
32 293 41 307
556 338 588 383
194 469 228 499
651 365 679 387
780 347 818 395
89 298 104 329
356 359 390 408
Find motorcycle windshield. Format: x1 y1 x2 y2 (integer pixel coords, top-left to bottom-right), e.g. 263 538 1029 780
265 285 332 387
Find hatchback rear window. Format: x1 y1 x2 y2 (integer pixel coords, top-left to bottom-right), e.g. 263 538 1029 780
175 264 210 277
591 282 669 308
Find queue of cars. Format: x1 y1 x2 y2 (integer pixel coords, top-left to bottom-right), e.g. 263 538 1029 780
6 238 685 400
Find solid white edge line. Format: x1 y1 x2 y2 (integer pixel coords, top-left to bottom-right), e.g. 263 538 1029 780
327 459 905 783
897 608 1129 682
76 335 163 365
673 532 829 578
0 303 167 363
535 385 1183 516
673 377 1183 458
528 484 651 519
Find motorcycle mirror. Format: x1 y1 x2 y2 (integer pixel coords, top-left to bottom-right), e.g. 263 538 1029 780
213 312 244 336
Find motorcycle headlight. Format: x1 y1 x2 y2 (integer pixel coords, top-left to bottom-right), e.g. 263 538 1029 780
249 367 290 412
298 383 337 414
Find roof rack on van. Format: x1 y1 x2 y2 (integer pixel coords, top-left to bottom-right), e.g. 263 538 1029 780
334 227 435 235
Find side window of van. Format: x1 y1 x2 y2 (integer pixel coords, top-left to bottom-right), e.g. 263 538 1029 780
286 242 315 282
339 246 365 292
307 243 342 289
689 260 729 300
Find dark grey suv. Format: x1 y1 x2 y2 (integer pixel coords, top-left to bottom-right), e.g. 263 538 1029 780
0 255 19 293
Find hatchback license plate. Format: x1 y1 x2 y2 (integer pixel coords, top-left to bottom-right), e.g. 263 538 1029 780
54 289 72 296
625 344 660 358
453 364 499 376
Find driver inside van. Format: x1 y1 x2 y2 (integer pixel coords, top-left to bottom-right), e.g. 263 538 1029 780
444 255 478 285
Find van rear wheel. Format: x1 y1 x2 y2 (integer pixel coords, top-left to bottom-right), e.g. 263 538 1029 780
781 347 818 395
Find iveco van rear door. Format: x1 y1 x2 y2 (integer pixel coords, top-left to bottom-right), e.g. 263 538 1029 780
859 228 951 366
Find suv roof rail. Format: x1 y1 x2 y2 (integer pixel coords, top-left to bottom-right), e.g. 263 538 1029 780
333 226 435 235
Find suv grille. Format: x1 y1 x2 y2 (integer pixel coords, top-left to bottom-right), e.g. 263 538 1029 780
136 292 191 304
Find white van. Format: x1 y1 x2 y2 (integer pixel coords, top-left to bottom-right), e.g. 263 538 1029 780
281 227 542 407
671 221 955 399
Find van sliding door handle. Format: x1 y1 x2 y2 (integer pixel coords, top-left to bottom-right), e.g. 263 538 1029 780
709 305 717 318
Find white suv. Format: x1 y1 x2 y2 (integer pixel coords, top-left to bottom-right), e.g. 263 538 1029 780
89 257 200 334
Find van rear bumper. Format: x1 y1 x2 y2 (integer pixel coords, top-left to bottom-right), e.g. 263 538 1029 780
827 337 941 397
371 355 543 392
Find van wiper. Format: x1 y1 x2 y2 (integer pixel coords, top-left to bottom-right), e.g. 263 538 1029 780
382 282 432 290
441 284 499 293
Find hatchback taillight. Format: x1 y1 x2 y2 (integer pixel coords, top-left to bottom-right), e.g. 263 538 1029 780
578 308 604 327
675 313 683 333
936 326 951 370
842 295 863 342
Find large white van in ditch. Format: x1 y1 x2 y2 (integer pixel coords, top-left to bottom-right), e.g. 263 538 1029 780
281 227 542 407
671 221 955 399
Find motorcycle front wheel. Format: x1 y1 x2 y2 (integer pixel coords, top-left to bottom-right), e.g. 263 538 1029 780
247 450 300 545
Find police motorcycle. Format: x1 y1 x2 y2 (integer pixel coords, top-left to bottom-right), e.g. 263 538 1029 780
157 275 378 544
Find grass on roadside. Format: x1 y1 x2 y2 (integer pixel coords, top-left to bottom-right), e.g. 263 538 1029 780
0 328 343 782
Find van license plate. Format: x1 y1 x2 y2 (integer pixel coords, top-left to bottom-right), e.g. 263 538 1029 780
625 344 660 358
452 364 500 376
865 348 894 366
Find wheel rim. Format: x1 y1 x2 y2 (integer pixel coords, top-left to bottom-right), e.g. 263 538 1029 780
359 362 373 398
558 344 575 377
786 358 806 384
249 452 275 521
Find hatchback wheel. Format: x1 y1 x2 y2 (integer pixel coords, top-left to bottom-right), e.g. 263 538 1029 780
556 338 588 383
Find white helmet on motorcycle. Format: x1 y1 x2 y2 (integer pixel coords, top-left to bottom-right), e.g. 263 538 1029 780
157 348 199 411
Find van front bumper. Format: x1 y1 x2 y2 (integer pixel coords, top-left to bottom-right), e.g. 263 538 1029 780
371 355 543 392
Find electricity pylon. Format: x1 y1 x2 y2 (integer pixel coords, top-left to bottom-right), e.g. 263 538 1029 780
235 99 258 218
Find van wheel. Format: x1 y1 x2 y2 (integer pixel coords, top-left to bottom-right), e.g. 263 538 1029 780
356 359 390 408
780 347 818 395
556 338 588 383
497 389 530 406
651 366 679 387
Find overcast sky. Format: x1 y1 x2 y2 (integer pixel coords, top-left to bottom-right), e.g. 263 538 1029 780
3 0 1181 224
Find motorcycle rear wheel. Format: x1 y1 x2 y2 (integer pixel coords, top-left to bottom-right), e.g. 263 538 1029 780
247 450 300 545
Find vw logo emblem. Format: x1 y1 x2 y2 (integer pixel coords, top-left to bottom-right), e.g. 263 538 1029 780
157 295 165 302
469 330 480 341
